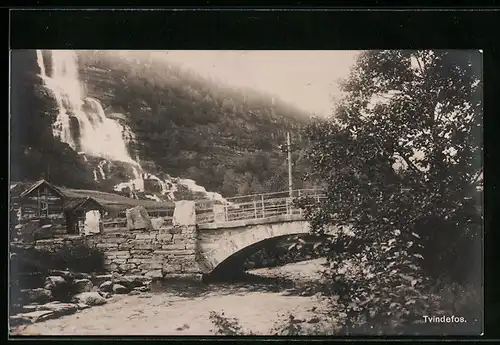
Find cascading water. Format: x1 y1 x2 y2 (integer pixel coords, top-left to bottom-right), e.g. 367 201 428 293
36 49 228 203
37 50 144 188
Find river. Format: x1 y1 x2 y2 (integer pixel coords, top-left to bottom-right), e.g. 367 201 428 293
12 258 339 336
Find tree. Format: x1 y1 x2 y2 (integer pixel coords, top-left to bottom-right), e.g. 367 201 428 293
300 50 482 334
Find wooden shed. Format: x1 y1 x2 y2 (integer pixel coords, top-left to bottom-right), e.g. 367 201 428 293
63 197 108 235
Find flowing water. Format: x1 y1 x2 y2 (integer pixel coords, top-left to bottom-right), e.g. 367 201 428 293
35 50 227 202
11 259 336 336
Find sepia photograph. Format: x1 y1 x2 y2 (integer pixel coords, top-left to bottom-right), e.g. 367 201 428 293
9 49 483 336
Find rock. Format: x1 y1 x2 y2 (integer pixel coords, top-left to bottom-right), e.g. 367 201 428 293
44 276 67 291
128 290 140 295
22 305 39 313
307 316 321 324
92 274 113 286
126 206 153 230
73 279 93 293
98 291 112 299
99 281 113 292
48 270 75 282
110 273 145 289
38 302 78 317
173 200 196 226
74 272 92 280
14 310 55 323
112 284 129 294
144 269 163 280
133 286 150 292
72 292 107 306
151 217 165 230
21 288 52 304
10 314 31 326
77 303 90 310
122 275 147 288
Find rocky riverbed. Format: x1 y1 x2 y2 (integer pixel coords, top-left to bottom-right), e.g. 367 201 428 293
11 258 339 336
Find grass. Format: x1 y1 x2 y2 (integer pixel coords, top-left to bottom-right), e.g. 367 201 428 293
59 186 215 213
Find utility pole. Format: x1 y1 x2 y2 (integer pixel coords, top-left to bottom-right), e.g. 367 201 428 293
287 132 293 197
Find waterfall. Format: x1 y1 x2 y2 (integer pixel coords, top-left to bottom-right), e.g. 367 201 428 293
178 178 227 203
98 160 107 180
37 49 144 189
36 49 228 203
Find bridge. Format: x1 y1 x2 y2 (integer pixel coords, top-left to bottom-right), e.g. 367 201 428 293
34 189 329 281
195 189 326 274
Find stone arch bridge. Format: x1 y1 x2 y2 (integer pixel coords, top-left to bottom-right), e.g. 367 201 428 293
194 189 326 275
34 190 328 281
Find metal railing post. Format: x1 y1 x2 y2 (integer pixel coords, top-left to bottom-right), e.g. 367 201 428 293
253 200 258 219
261 194 265 218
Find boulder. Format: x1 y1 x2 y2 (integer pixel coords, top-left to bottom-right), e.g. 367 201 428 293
110 273 145 289
144 269 163 280
92 274 113 286
126 206 153 230
77 303 90 310
112 284 129 294
74 272 92 280
122 275 147 288
307 316 321 324
72 292 107 306
151 217 165 230
128 290 141 295
48 270 76 282
133 286 150 293
22 305 39 313
44 276 67 291
173 200 196 226
12 310 55 323
37 302 78 317
98 281 113 292
73 279 93 293
98 291 112 299
21 288 52 304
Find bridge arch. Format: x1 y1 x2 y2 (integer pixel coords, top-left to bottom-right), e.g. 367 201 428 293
197 215 311 274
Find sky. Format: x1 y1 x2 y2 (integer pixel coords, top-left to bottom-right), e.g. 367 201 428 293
159 50 360 117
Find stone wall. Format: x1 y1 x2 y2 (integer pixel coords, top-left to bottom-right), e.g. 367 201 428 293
33 201 202 281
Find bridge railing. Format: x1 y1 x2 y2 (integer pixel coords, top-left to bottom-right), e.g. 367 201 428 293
205 189 326 223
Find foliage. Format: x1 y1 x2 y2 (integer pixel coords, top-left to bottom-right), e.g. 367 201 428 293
298 50 482 334
76 50 314 196
209 311 250 335
11 50 316 196
10 242 106 275
243 240 324 270
209 311 337 336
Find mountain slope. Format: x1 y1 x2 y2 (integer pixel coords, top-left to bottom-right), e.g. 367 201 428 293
11 50 314 198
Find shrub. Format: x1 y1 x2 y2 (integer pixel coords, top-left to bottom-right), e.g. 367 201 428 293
10 242 106 275
209 311 249 335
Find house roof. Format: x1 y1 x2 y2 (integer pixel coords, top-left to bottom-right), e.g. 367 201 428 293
19 179 66 199
10 181 33 198
63 196 108 212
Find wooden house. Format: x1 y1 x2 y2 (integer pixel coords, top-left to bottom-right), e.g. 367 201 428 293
18 180 67 221
11 179 108 237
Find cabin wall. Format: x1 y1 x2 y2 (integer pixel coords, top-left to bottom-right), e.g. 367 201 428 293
19 186 65 220
17 186 67 236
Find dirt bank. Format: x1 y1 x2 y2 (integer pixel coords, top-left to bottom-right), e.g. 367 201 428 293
12 259 335 336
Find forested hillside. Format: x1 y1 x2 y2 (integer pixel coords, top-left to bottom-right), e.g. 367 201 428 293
11 50 316 196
